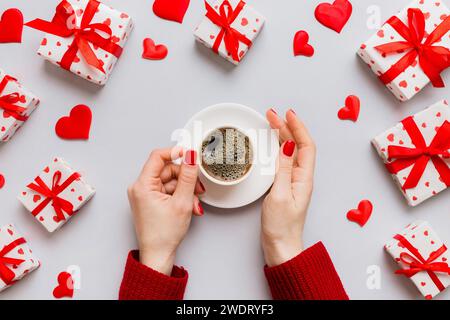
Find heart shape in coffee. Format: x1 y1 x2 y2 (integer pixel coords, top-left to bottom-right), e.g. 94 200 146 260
142 38 168 60
53 272 74 299
347 200 373 227
315 0 352 33
0 9 24 43
153 0 190 23
293 31 314 57
55 105 92 140
338 95 360 122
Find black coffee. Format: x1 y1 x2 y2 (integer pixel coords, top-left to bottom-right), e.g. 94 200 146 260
201 127 253 182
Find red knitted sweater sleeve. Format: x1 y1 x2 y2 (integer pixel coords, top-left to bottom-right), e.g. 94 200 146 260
119 250 188 300
264 242 349 300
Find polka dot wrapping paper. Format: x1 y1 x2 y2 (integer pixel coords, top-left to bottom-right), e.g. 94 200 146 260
385 221 450 299
0 224 40 292
194 0 265 65
357 0 450 102
27 0 133 85
18 158 96 233
0 68 40 143
372 100 450 206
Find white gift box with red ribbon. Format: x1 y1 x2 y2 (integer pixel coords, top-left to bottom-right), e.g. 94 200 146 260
18 158 96 233
0 224 40 292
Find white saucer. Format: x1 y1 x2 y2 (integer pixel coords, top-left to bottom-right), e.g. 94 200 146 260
176 103 279 209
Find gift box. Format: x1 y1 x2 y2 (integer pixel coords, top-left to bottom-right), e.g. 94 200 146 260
357 0 450 101
0 224 40 292
194 0 265 65
18 158 96 233
372 100 450 206
0 69 40 143
26 0 133 85
385 221 450 299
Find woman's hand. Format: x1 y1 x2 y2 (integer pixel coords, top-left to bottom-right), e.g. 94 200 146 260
127 147 205 275
262 109 316 267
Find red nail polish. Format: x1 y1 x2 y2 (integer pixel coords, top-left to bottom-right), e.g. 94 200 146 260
290 108 296 115
270 108 277 114
184 150 197 166
198 203 204 215
283 140 296 157
199 180 206 192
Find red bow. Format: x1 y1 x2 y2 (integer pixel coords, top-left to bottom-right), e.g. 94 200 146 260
394 234 450 292
27 171 81 222
25 0 123 73
0 237 26 285
205 0 252 62
375 8 450 87
0 76 28 122
386 117 450 191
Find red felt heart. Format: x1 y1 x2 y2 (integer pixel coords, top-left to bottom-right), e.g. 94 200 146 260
338 95 360 122
142 38 168 60
347 200 373 227
0 9 24 43
153 0 190 23
55 105 92 140
53 272 74 299
315 0 352 33
293 31 315 57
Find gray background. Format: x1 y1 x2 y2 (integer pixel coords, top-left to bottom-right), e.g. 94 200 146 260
0 0 449 300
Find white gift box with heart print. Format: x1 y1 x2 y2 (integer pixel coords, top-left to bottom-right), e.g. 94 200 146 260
357 0 450 101
385 221 450 299
0 224 40 292
0 69 40 143
372 100 450 206
27 0 133 85
18 157 96 233
194 0 265 65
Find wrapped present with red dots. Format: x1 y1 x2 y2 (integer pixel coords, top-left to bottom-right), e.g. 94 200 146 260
357 0 450 101
194 0 265 65
25 0 133 85
0 69 40 143
372 100 450 206
18 158 96 233
0 224 40 292
385 221 450 299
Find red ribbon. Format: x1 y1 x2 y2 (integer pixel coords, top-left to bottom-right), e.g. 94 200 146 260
0 75 28 122
27 171 81 222
204 0 253 62
394 234 450 292
374 8 450 87
385 117 450 191
0 237 26 285
25 0 123 73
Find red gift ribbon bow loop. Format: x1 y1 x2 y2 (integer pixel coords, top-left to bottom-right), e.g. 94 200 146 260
27 170 81 222
394 234 450 292
385 117 450 190
0 237 26 285
0 76 28 122
25 0 123 73
204 0 253 62
374 8 450 88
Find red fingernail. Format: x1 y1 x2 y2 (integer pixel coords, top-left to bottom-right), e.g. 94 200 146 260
270 108 277 114
184 150 197 166
283 140 296 157
290 108 296 115
199 180 206 192
198 203 204 215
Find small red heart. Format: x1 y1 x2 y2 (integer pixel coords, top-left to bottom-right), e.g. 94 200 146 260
153 0 190 23
338 95 360 122
293 30 314 57
0 9 24 43
142 38 168 60
346 200 373 227
55 105 92 140
33 195 41 203
315 0 352 33
53 272 74 299
0 174 5 189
